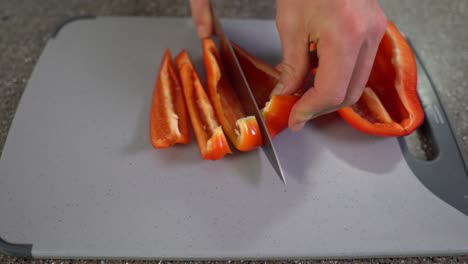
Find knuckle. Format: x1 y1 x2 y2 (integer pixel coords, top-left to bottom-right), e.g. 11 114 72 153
341 11 387 46
352 22 367 40
369 14 388 45
310 85 346 109
343 93 362 106
325 93 347 108
279 63 305 89
279 63 296 78
280 54 309 85
328 21 364 54
371 15 387 39
342 14 367 40
377 17 388 37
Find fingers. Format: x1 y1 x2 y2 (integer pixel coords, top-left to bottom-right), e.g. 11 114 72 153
288 11 387 132
288 34 361 131
342 16 387 108
271 0 310 96
272 0 388 132
189 0 212 38
341 41 377 108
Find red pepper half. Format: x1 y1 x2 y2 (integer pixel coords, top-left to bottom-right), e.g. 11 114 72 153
150 49 190 148
175 50 232 160
202 38 262 151
337 21 424 136
232 42 300 137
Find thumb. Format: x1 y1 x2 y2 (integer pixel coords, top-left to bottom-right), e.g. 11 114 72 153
272 13 309 96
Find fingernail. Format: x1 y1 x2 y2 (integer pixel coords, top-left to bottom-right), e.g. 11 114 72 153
271 83 284 96
290 121 306 132
305 109 320 119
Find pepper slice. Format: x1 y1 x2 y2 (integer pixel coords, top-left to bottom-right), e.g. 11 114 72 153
150 49 190 148
337 21 424 136
202 38 262 151
232 42 300 137
175 50 231 160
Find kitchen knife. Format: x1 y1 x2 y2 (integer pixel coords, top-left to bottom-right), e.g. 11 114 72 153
210 6 286 184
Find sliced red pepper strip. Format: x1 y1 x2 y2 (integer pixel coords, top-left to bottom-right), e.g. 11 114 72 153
150 49 190 148
175 50 231 160
232 42 300 137
263 95 300 137
202 38 262 151
337 21 424 136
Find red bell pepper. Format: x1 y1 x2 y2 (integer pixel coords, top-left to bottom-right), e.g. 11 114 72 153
150 20 424 160
202 39 262 151
231 42 300 137
175 50 232 160
337 21 424 136
150 49 190 148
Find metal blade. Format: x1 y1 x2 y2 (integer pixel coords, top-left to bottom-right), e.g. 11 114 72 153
210 7 286 184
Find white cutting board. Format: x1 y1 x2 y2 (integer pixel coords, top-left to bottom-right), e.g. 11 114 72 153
0 17 467 259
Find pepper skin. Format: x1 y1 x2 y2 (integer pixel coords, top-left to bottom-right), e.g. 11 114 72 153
176 50 232 160
337 21 424 136
150 49 190 148
203 39 262 151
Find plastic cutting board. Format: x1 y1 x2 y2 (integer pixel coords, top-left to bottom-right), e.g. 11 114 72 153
1 17 468 259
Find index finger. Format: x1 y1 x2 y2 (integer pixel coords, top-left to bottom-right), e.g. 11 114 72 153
189 0 212 38
288 34 362 130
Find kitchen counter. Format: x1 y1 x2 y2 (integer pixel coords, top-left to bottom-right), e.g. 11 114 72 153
0 0 467 263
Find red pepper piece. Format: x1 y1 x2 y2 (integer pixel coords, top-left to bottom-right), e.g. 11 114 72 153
263 95 300 137
232 42 300 137
150 49 190 148
202 38 262 151
337 21 424 136
175 50 231 160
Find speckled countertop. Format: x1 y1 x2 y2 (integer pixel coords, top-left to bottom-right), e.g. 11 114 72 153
0 0 467 263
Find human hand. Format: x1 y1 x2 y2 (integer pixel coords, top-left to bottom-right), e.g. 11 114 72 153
189 0 387 132
189 0 213 38
272 0 387 131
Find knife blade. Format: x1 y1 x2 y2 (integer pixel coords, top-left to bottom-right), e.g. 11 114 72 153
210 6 286 184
